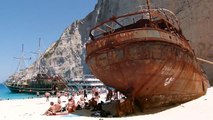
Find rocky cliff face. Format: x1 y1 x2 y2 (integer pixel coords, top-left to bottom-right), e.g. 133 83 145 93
16 0 213 84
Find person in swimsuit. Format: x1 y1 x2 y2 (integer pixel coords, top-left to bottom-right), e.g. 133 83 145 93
66 97 76 113
54 101 62 112
44 102 56 115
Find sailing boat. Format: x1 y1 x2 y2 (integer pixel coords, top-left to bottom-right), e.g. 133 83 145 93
85 0 210 110
5 40 68 94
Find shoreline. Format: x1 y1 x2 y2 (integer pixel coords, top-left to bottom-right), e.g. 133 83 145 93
0 88 213 120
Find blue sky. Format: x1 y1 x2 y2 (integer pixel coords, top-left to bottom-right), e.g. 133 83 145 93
0 0 97 83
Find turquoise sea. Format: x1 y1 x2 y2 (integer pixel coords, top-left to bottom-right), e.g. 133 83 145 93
0 83 36 100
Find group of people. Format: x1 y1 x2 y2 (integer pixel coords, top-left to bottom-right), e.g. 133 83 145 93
43 88 102 116
43 96 78 116
43 87 126 116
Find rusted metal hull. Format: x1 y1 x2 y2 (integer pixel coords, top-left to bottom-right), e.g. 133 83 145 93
86 28 209 110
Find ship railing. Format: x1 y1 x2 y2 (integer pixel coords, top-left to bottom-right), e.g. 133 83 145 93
89 8 180 40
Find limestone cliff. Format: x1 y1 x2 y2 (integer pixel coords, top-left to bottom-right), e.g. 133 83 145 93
16 0 213 84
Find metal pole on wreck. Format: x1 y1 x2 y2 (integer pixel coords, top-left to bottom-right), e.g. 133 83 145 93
146 0 152 20
197 57 213 65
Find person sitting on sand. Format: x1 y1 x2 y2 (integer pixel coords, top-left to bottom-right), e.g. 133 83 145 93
54 100 62 112
44 101 56 116
89 97 98 111
84 100 90 110
66 97 76 113
76 96 85 110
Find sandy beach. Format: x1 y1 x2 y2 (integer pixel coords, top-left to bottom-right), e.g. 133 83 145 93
0 88 213 120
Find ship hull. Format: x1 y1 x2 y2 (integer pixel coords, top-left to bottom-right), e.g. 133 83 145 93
5 85 52 94
86 28 209 110
5 79 66 94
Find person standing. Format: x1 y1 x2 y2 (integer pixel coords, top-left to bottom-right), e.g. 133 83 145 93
45 92 50 102
84 89 87 98
57 92 61 103
106 89 113 101
36 91 40 97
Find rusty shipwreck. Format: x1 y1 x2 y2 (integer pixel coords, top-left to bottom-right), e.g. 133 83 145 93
85 1 209 110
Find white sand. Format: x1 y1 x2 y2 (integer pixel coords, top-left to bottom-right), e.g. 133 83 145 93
0 88 213 120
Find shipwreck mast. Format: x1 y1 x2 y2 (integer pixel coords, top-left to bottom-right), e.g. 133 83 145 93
146 0 152 20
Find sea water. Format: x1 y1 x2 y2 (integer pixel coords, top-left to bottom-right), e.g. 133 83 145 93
0 83 36 100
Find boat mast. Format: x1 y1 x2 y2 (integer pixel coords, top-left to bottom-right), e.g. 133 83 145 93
38 38 41 74
146 0 152 20
14 44 31 73
31 38 42 74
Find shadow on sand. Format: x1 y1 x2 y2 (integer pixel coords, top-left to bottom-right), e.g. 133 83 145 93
62 101 180 118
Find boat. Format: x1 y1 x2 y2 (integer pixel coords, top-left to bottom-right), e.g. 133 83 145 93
67 74 105 91
85 0 209 110
5 40 68 94
5 74 67 94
